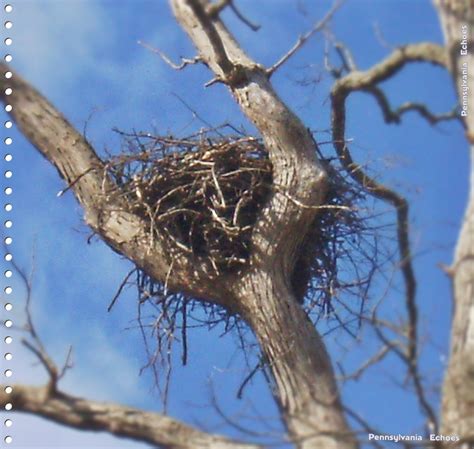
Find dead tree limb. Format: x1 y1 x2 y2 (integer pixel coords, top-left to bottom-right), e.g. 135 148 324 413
330 42 448 432
1 260 261 449
1 384 261 449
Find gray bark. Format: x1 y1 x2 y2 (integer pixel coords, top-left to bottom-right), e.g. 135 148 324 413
434 0 474 445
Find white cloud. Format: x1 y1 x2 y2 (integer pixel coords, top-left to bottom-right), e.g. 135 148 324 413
13 0 116 92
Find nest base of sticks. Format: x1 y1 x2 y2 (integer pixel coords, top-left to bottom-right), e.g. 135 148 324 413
108 135 272 274
107 131 365 306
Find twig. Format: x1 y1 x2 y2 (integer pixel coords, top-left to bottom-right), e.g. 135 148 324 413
275 185 352 211
367 86 462 126
163 258 175 296
206 0 260 31
267 0 343 76
22 339 58 389
58 346 74 379
108 268 138 312
56 167 98 197
10 255 72 394
334 42 357 72
337 345 390 381
172 93 220 132
237 358 264 399
181 299 188 365
372 21 395 51
228 2 260 31
324 30 358 78
138 40 202 70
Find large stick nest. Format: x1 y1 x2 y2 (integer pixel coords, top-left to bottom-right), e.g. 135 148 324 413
107 132 272 273
107 130 372 307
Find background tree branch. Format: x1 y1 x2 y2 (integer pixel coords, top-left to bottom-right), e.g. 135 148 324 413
433 0 474 442
1 384 261 449
330 40 449 434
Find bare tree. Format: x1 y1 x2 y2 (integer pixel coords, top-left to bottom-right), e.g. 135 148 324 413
0 1 471 448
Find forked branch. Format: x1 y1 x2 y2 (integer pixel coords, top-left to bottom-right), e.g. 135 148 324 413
267 0 343 76
368 86 461 126
330 41 448 432
171 2 358 448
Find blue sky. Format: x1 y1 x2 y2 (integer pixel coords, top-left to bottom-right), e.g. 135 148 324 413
1 1 468 448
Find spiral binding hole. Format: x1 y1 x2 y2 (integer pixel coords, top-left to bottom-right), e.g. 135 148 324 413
3 3 14 443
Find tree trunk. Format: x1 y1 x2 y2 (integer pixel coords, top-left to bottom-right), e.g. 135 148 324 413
235 270 355 449
170 1 357 447
434 0 474 444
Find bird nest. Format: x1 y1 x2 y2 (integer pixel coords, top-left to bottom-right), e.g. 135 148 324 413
106 133 272 273
106 130 372 307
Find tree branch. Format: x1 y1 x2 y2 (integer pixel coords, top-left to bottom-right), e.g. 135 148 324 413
267 0 343 76
330 42 448 433
332 43 447 90
1 384 261 449
337 345 391 382
138 40 202 70
3 259 261 449
227 2 260 32
367 85 461 126
0 62 232 306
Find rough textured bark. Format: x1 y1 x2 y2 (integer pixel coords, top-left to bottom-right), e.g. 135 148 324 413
170 1 356 447
434 0 474 444
0 385 261 449
234 272 352 448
